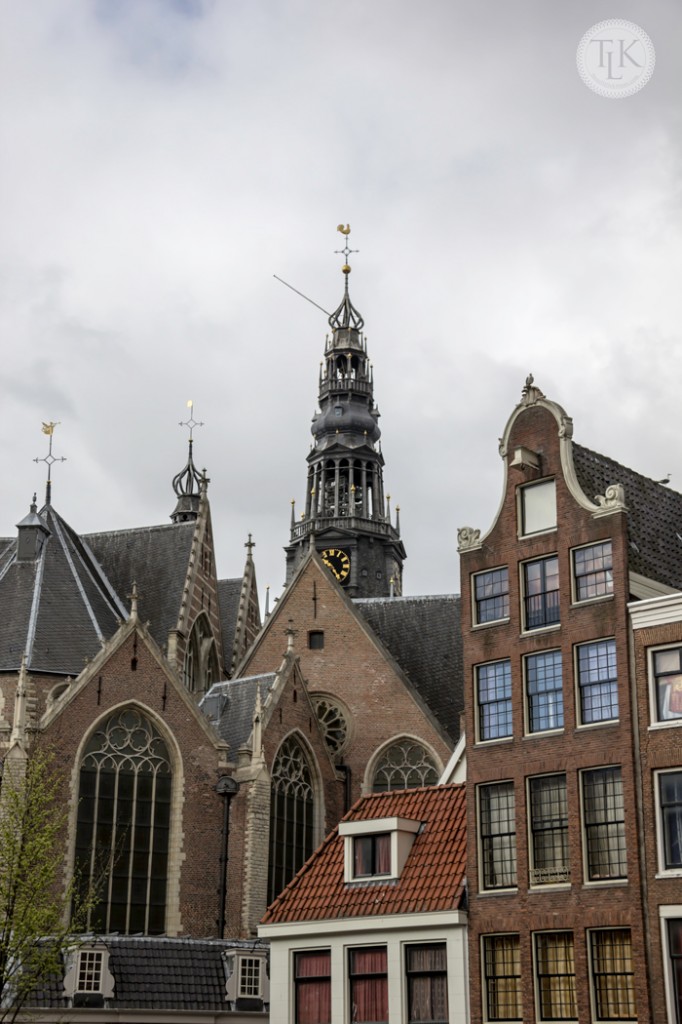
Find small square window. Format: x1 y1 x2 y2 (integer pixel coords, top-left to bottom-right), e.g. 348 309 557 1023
577 639 618 724
523 556 560 630
658 771 682 871
588 929 636 1021
651 646 682 722
76 950 104 994
353 834 391 877
520 479 556 536
308 631 324 650
473 567 510 624
525 650 563 733
476 660 512 741
573 541 613 601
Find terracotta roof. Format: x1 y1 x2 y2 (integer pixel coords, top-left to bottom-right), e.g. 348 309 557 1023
573 443 682 589
262 784 466 925
354 595 462 741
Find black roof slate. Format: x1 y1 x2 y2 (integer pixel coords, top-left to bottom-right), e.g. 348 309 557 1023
86 521 195 651
200 674 276 752
218 576 242 667
28 936 269 1010
354 594 462 742
573 443 682 590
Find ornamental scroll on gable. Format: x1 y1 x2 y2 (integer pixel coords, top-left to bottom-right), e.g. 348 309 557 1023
592 483 628 518
457 526 482 552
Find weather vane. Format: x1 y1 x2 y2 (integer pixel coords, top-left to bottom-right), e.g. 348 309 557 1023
179 400 204 441
33 421 66 506
334 224 359 274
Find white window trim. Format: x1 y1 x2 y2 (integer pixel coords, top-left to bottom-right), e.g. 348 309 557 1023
586 927 636 1024
648 643 682 728
654 769 682 877
570 540 614 606
531 930 576 1024
523 649 564 737
477 781 517 894
480 933 522 1023
659 905 682 1024
517 478 557 539
340 817 420 883
579 765 627 886
526 773 571 890
471 565 511 628
519 555 561 636
475 659 513 745
573 637 619 729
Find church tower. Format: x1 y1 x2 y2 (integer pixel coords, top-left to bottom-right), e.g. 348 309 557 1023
285 228 405 598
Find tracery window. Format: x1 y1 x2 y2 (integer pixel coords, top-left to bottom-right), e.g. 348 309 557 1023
184 613 219 695
74 707 172 935
268 736 315 904
371 739 439 793
313 696 349 758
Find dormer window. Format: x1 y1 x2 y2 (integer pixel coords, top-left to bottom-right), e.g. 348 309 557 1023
63 944 114 1008
224 947 270 1010
340 816 421 883
354 834 391 877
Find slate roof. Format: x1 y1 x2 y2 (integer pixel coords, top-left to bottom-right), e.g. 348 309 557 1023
200 674 276 752
0 506 126 675
354 595 462 741
85 521 196 651
218 576 242 667
28 936 269 1011
262 783 467 925
573 443 682 590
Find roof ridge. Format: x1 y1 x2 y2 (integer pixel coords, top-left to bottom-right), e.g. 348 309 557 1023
84 521 194 541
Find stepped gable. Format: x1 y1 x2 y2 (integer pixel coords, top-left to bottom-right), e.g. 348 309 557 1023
354 594 462 741
86 521 195 651
0 505 125 675
262 783 466 924
29 936 269 1011
200 673 276 752
573 443 682 589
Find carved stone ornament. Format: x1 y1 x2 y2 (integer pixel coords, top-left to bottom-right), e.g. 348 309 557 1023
594 483 627 515
521 373 546 406
457 526 482 552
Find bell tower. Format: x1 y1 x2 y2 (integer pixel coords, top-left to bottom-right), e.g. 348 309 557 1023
285 227 406 598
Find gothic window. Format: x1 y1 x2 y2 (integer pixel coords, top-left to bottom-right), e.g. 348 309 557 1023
73 707 172 935
371 739 439 793
184 613 219 695
312 695 349 758
268 736 315 904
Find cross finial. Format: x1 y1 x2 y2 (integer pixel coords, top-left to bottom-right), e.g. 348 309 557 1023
334 224 359 275
33 422 66 506
245 533 255 557
179 399 204 441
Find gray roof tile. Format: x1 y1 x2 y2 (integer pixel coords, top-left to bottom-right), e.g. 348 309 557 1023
201 674 276 752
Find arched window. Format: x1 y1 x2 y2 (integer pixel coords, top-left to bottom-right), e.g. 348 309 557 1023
74 707 172 935
268 736 315 904
312 695 350 759
184 614 219 695
372 738 440 793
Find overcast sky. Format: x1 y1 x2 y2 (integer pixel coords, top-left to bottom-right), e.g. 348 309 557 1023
1 1 681 604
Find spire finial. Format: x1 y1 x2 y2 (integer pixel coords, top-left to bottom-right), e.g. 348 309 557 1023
334 224 359 275
179 399 204 441
329 225 364 330
245 533 255 558
33 421 66 506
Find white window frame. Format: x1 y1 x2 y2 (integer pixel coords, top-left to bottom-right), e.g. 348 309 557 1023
481 933 523 1022
477 781 517 892
518 479 556 538
571 540 614 605
586 928 636 1023
648 643 682 728
527 773 570 888
574 638 619 727
523 649 564 736
580 765 627 884
472 566 510 627
339 817 420 883
520 555 561 634
532 930 577 1023
475 659 513 744
659 905 682 1024
654 769 682 877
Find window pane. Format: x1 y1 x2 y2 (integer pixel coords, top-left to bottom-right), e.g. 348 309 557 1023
372 740 439 792
268 737 314 904
483 935 522 1021
535 933 577 1021
660 772 682 869
524 557 560 630
477 661 512 741
668 920 682 1024
578 640 618 724
295 951 331 1024
350 947 388 1024
574 542 613 601
521 480 556 535
582 767 626 880
479 783 516 889
474 568 510 624
529 775 569 885
406 944 448 1024
590 930 636 1021
526 651 563 732
653 648 682 722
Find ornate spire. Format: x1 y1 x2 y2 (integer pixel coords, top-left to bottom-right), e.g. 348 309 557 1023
171 402 204 523
328 225 364 330
33 421 66 506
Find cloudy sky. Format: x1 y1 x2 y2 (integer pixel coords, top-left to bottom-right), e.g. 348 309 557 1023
1 1 680 603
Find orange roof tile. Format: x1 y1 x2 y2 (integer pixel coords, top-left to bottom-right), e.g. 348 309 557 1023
262 784 466 925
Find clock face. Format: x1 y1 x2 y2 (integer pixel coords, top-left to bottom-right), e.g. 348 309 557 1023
321 547 351 584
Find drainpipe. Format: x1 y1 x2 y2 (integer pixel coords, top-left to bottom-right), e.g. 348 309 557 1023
215 776 240 938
